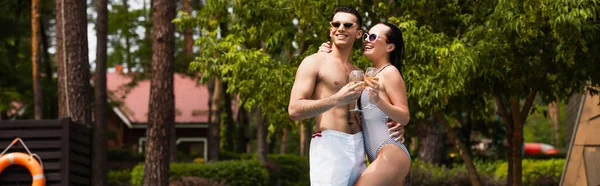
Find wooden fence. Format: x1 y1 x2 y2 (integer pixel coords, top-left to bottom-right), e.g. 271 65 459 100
0 118 91 186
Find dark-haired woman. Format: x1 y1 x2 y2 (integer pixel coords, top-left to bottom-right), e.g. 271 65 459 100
319 22 411 185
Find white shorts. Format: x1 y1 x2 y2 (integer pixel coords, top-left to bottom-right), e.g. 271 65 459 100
309 130 366 186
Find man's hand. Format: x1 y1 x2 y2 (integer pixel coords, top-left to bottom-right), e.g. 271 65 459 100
318 41 332 53
387 120 406 143
335 82 364 105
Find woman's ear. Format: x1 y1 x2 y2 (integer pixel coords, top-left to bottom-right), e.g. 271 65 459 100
386 43 395 52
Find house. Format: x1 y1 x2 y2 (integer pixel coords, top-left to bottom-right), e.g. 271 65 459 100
106 66 237 161
561 86 600 186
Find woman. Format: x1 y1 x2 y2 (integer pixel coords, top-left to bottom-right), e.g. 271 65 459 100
320 22 411 185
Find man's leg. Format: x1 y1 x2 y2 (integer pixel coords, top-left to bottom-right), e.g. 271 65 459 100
310 130 355 186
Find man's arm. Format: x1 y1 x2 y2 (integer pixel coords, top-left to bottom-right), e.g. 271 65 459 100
288 55 338 120
288 55 362 120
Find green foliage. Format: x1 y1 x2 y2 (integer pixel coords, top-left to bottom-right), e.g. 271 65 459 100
108 148 145 162
174 0 351 129
494 159 565 185
524 103 568 149
411 158 565 186
390 17 477 118
219 150 255 160
0 0 57 119
200 152 309 185
411 159 483 186
130 160 269 186
268 154 310 186
108 169 132 186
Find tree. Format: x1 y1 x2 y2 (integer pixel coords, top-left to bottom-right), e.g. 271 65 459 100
92 0 109 185
31 0 43 120
387 14 483 185
182 0 193 63
464 1 600 185
416 118 443 164
176 0 345 162
55 0 92 125
143 0 176 185
0 1 30 119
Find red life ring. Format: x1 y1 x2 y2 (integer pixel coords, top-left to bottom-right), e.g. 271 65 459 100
0 152 45 186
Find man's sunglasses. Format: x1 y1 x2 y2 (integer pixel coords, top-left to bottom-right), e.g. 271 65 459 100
330 21 356 29
364 33 391 43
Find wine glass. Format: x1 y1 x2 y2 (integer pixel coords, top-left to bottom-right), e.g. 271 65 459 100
363 67 380 110
364 67 376 85
364 67 379 87
348 70 364 112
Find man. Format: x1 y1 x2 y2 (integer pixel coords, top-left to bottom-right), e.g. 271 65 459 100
288 6 405 186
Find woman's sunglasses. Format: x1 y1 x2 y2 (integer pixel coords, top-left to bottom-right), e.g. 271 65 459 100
330 21 356 29
364 33 391 43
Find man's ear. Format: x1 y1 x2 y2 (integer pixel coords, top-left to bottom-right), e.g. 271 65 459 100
386 43 395 52
356 29 363 39
329 28 333 38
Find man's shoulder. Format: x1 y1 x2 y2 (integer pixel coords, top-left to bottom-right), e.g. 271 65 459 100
305 52 330 62
299 53 328 67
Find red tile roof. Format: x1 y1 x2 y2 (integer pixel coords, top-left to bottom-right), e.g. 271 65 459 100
107 72 219 124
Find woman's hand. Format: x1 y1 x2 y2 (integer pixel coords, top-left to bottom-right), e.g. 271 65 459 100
364 78 383 105
318 41 332 53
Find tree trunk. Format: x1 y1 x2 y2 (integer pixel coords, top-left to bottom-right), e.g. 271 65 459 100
207 78 222 162
31 0 43 120
509 97 524 186
256 107 268 163
268 126 278 154
416 118 443 164
144 0 151 40
40 16 56 119
143 0 175 185
495 88 537 186
222 83 235 152
434 111 481 186
56 0 92 126
299 121 306 156
183 0 193 65
55 0 66 118
92 0 108 185
40 18 52 82
280 127 288 154
548 100 560 145
122 0 133 73
236 106 248 153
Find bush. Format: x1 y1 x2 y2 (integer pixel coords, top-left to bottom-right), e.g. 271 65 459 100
268 154 310 186
130 160 269 186
108 169 132 186
494 159 565 186
410 158 564 186
108 148 145 162
169 176 228 186
219 150 256 160
410 159 503 186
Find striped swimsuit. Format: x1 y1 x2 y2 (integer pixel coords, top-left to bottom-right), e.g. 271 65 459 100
359 67 410 163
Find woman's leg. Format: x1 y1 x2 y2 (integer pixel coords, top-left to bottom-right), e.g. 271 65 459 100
354 144 410 186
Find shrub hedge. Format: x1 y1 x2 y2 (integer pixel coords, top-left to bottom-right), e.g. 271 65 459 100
130 160 269 186
117 152 563 186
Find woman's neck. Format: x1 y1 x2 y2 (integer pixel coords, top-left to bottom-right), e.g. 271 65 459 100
372 58 392 69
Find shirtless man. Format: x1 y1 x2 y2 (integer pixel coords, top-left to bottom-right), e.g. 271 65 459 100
288 6 404 186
